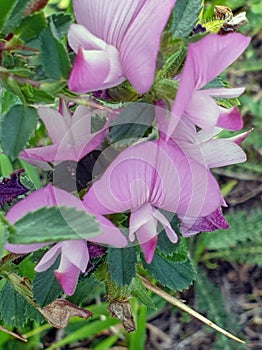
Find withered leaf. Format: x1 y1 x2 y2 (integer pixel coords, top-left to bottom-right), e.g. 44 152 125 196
38 299 93 328
108 300 135 333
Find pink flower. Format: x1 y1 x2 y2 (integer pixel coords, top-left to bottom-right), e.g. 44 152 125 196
156 106 249 235
5 185 127 295
19 102 111 169
83 136 223 263
67 0 176 94
168 33 251 134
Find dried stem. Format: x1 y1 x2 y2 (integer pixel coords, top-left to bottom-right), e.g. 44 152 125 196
139 275 245 344
0 325 27 342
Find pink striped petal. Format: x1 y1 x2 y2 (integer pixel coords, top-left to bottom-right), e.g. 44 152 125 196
121 0 176 93
68 47 125 93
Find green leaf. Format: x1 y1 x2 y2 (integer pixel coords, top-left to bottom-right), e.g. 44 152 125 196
15 12 47 43
129 277 156 310
48 13 72 39
142 251 195 292
20 83 55 104
1 0 32 34
69 275 104 306
0 281 28 327
93 334 119 350
0 0 16 31
157 233 188 260
47 318 119 350
9 206 101 244
19 159 41 189
127 303 147 350
32 258 62 307
0 87 21 116
109 102 154 147
171 0 202 38
1 104 38 160
204 209 262 250
39 26 71 80
107 247 136 286
0 154 13 176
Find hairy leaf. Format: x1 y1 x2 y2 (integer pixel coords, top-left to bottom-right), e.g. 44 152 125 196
109 102 154 147
107 247 136 286
9 206 101 244
0 281 28 327
129 277 156 310
142 251 196 292
32 258 62 307
171 0 202 38
1 105 38 160
1 0 32 34
39 26 71 80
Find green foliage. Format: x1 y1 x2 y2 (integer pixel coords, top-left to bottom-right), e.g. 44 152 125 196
8 206 101 244
32 259 62 307
0 281 32 327
109 102 154 147
38 26 71 80
0 0 32 34
16 12 47 43
126 301 147 350
0 105 38 160
201 209 262 265
46 318 119 350
171 0 202 38
107 247 137 286
0 88 20 116
68 274 104 306
142 251 196 292
129 277 156 310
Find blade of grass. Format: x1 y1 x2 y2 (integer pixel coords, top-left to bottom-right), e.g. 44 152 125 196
46 318 119 349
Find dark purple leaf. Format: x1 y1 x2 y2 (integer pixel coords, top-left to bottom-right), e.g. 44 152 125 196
0 169 28 209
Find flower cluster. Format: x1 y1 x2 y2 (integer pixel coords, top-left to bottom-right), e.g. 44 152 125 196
4 0 250 295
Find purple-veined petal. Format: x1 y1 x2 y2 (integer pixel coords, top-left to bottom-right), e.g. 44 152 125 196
170 33 250 131
38 107 70 144
135 215 158 263
88 214 127 248
228 129 251 145
182 33 250 91
5 184 90 223
185 91 220 129
121 0 176 93
51 257 79 295
54 261 81 295
72 0 147 47
217 106 243 131
19 145 59 167
68 23 106 52
179 208 229 236
201 87 245 99
61 240 89 272
4 242 47 254
35 243 62 272
152 208 178 243
68 47 125 93
198 139 247 168
129 203 154 241
139 236 158 264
